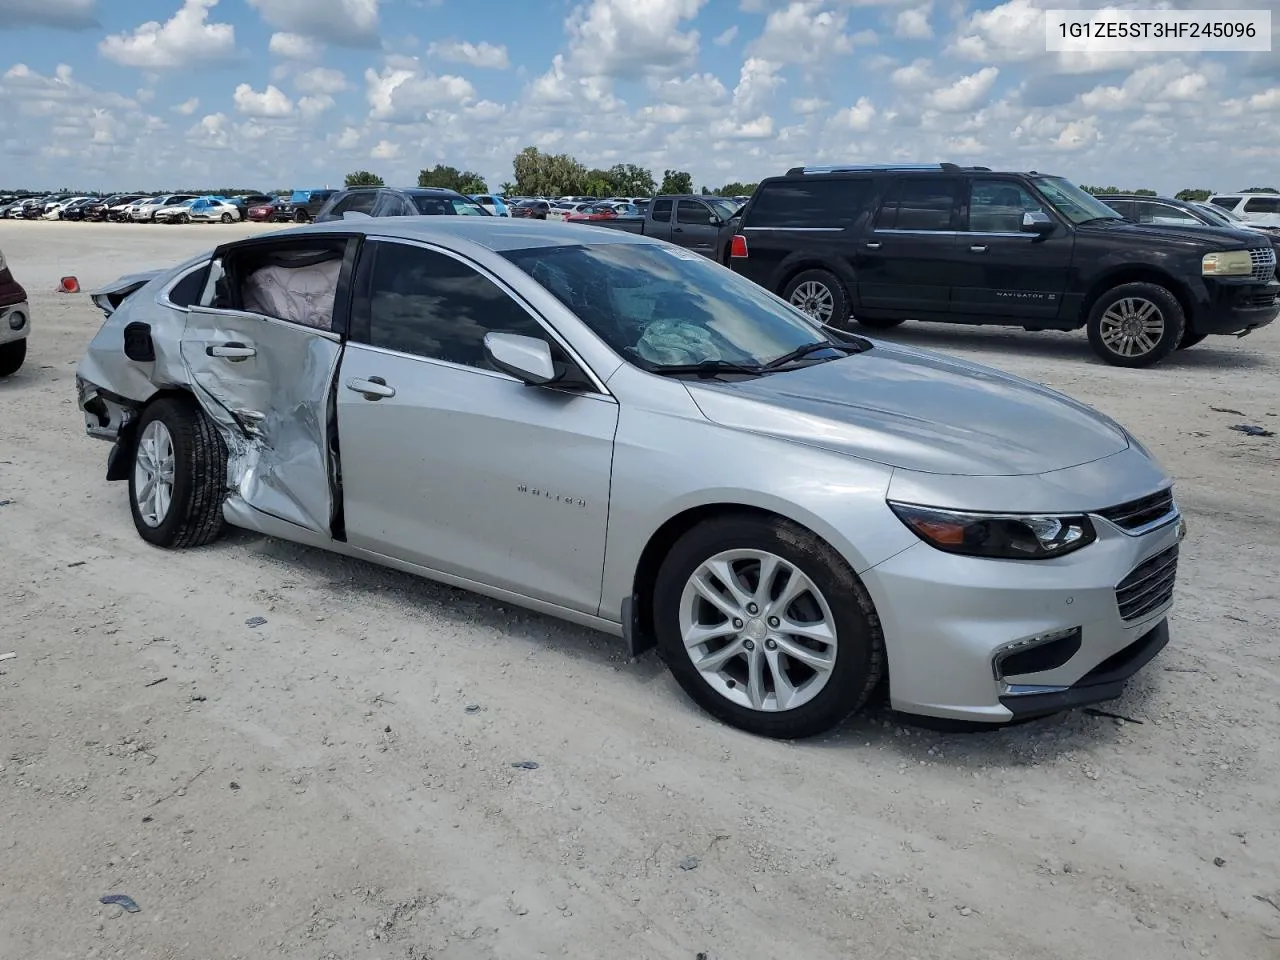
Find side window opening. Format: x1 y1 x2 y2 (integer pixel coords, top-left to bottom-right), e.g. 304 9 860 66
877 177 958 232
967 180 1046 232
210 240 348 330
166 264 210 308
650 198 674 222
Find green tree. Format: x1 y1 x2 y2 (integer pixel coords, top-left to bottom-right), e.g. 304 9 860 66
1175 188 1212 201
345 170 384 187
417 164 487 193
711 181 758 196
510 146 588 197
1242 186 1279 193
658 169 693 195
606 163 656 197
498 181 515 194
1081 184 1155 196
584 168 615 197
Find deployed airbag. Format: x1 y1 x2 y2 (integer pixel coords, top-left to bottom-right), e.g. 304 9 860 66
242 257 341 330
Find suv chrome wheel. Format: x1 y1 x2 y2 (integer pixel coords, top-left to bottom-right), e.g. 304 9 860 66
1097 297 1165 358
789 281 835 323
679 548 837 712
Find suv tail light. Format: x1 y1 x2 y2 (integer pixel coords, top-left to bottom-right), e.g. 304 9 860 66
730 234 749 259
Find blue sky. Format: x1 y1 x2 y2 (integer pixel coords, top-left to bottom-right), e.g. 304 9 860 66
0 0 1276 193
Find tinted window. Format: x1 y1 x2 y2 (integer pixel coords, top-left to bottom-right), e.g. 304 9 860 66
410 195 487 215
967 180 1046 232
876 178 957 231
650 198 673 221
1102 199 1136 219
167 265 208 308
1243 195 1280 214
1208 197 1238 209
747 179 871 228
676 200 714 225
362 242 548 367
1134 201 1200 226
333 191 378 215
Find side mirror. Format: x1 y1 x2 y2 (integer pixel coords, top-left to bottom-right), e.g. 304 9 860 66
709 215 723 226
484 332 560 386
1021 210 1054 234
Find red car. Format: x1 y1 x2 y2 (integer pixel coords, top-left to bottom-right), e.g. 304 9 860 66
247 201 283 222
564 202 620 222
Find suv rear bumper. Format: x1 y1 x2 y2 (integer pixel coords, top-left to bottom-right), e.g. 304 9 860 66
1195 278 1279 335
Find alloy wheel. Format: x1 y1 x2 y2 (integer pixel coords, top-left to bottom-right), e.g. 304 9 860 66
1098 297 1165 358
678 548 838 712
133 420 176 528
790 281 835 323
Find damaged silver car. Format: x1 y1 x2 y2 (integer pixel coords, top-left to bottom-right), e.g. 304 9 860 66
77 219 1183 739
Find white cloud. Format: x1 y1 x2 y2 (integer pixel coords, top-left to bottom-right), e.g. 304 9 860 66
927 66 999 112
948 0 1040 62
247 0 379 46
1054 116 1099 151
294 66 348 94
188 112 231 150
791 96 827 114
173 97 200 115
713 25 738 45
233 83 294 118
268 31 321 59
832 96 876 130
0 0 97 29
427 39 510 70
893 3 933 39
748 1 870 64
564 0 706 79
365 63 476 121
99 0 236 69
298 94 335 119
891 58 935 91
1079 61 1215 112
371 138 400 159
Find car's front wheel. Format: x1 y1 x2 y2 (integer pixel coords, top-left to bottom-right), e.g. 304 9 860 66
653 514 885 739
1086 282 1185 367
129 396 228 549
221 213 234 223
294 210 309 223
0 339 26 377
783 269 849 326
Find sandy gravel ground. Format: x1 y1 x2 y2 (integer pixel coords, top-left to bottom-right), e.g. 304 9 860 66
2 220 1279 960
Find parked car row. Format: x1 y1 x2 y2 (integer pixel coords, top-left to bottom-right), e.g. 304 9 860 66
0 191 277 223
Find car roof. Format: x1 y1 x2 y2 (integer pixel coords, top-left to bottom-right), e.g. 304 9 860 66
273 214 658 252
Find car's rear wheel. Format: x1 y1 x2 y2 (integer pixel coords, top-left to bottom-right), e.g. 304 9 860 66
783 270 849 326
129 396 228 549
653 514 885 739
294 210 309 223
1086 282 1184 368
221 213 233 223
0 339 26 377
853 315 908 330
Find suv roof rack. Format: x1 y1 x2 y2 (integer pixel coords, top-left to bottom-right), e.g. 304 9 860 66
784 163 994 175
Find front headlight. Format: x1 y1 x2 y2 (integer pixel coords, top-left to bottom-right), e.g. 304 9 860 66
888 502 1097 560
1201 250 1254 276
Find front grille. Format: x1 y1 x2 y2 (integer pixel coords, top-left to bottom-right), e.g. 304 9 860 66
1096 488 1175 531
1250 247 1277 282
1115 545 1178 623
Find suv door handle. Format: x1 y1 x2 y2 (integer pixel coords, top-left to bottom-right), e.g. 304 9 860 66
206 342 255 360
969 244 989 253
346 376 395 400
674 227 684 233
864 241 881 249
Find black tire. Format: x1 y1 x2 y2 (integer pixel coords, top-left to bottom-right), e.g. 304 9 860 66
221 213 233 224
0 339 26 377
854 315 907 330
1177 329 1207 350
128 396 228 549
782 269 850 327
653 513 885 739
1086 282 1185 368
294 210 309 223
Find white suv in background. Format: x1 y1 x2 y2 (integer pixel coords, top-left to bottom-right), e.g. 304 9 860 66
1208 193 1280 228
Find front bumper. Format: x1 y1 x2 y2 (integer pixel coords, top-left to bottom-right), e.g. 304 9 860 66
862 506 1183 723
1195 277 1279 335
0 300 30 346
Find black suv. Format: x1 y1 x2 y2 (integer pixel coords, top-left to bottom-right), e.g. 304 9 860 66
277 189 338 223
730 163 1280 367
313 187 489 222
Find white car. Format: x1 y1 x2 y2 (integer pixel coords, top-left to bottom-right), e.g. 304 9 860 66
127 196 168 222
155 197 243 224
1207 193 1280 228
547 202 593 222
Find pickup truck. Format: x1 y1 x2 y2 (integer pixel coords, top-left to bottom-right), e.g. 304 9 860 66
586 194 742 261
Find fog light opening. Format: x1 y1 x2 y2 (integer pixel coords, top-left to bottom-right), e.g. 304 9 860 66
8 310 24 331
993 626 1082 681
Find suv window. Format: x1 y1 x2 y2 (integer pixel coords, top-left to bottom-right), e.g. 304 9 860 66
1208 196 1240 210
1243 195 1280 214
362 242 548 368
332 191 379 216
1102 199 1136 219
1134 200 1199 226
410 194 487 215
677 200 714 225
876 177 958 231
650 198 673 222
967 180 1046 232
747 179 871 228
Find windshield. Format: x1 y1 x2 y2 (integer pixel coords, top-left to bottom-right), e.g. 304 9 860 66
502 243 837 371
1031 177 1124 224
707 198 739 220
1194 202 1244 224
410 195 489 216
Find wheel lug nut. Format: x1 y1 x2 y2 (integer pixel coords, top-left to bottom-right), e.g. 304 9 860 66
746 603 759 615
765 639 777 651
767 616 779 628
743 640 755 651
732 618 744 629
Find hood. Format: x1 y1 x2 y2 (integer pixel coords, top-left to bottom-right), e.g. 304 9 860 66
684 343 1129 477
1080 217 1266 249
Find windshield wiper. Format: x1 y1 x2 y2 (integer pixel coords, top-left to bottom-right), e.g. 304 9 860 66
765 340 863 369
648 359 766 378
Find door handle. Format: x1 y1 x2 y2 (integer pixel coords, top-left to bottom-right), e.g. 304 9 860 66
969 244 989 253
206 342 255 360
865 241 881 249
346 376 395 401
674 227 684 233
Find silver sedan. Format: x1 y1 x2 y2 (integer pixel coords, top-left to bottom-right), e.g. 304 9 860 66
75 219 1183 738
